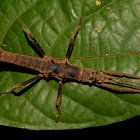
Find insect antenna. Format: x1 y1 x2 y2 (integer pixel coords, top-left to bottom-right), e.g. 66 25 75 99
107 76 140 89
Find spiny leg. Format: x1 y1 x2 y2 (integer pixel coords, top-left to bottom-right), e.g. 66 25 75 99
0 74 43 95
56 81 63 123
65 18 82 60
18 21 47 58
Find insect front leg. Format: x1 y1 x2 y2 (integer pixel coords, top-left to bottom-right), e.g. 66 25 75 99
101 70 140 79
94 82 140 93
65 18 82 61
0 74 43 95
56 81 63 123
18 21 48 58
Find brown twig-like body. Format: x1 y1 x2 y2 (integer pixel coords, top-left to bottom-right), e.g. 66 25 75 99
0 18 140 122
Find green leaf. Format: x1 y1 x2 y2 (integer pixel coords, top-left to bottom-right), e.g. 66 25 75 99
0 0 140 130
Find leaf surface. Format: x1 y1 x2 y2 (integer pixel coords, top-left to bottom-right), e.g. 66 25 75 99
0 0 140 130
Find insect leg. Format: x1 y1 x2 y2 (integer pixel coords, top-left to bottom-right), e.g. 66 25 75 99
56 81 63 123
65 18 82 60
101 70 140 79
94 82 140 93
0 74 43 95
18 21 47 58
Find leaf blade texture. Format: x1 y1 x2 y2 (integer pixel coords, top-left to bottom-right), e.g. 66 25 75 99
0 0 140 130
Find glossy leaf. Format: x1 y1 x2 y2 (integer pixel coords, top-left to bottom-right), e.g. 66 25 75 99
0 0 140 130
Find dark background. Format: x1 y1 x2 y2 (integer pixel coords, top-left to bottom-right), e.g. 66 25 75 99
0 115 139 138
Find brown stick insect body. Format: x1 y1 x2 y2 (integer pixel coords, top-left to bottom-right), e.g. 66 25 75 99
1 18 140 122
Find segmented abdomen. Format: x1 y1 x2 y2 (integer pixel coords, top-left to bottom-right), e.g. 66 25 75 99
0 50 43 71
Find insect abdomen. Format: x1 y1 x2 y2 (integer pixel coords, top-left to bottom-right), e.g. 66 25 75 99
0 50 43 71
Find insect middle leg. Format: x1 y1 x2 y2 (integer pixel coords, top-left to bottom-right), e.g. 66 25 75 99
56 81 63 123
65 18 82 60
0 74 43 95
94 82 140 93
18 21 47 58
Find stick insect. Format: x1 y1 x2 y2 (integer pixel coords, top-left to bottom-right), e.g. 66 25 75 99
1 18 140 123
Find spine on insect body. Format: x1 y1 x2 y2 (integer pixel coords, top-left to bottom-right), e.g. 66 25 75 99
79 68 107 84
80 68 96 83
